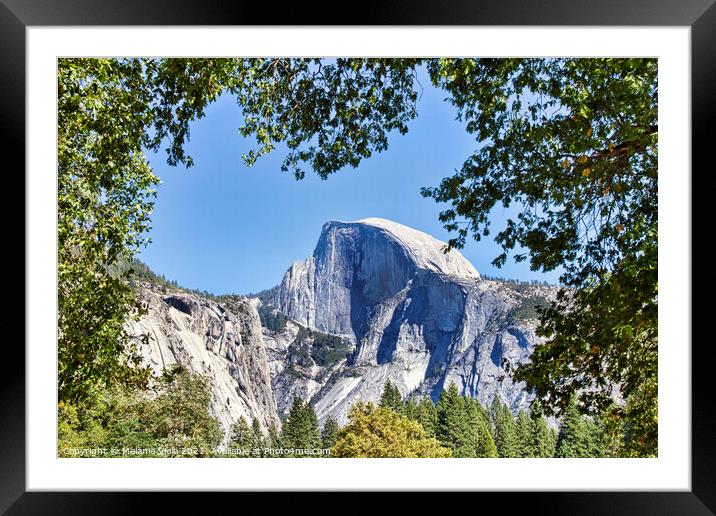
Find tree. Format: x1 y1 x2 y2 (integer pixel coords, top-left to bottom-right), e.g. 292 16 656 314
58 399 108 456
414 397 438 437
58 58 233 404
530 404 557 458
583 417 607 458
58 364 224 458
267 423 281 450
379 379 404 413
321 416 340 450
331 402 451 458
583 402 632 458
149 365 223 457
402 397 419 421
304 404 322 449
281 397 305 446
58 385 150 457
249 417 266 457
232 58 421 179
281 397 321 455
620 376 658 457
258 303 288 332
435 383 497 457
555 395 592 458
466 397 499 458
515 411 534 458
491 397 519 458
436 383 471 456
229 416 252 456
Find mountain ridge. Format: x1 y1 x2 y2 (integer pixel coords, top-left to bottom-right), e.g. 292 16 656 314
128 218 558 432
270 218 557 423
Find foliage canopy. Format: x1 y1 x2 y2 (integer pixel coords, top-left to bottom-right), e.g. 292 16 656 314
331 402 452 458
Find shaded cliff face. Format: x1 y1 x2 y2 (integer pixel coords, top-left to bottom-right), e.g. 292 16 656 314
125 284 280 440
276 219 479 340
272 218 556 424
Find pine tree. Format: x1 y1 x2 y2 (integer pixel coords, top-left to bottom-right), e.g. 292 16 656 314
584 417 605 458
550 427 559 454
530 405 557 458
379 380 403 413
515 411 533 458
471 395 490 423
304 402 322 449
466 397 498 457
267 423 281 450
150 365 222 456
491 397 519 458
250 417 265 457
229 416 252 456
415 397 438 437
281 397 305 448
556 394 591 458
436 383 477 457
281 397 321 456
402 398 419 421
584 413 623 458
321 415 340 450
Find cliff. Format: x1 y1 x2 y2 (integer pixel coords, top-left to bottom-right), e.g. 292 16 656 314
125 283 280 440
270 218 557 424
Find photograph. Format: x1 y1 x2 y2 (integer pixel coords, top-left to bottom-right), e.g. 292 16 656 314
3 0 711 506
56 57 659 460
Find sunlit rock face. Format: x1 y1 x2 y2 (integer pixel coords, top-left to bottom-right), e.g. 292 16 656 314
271 218 556 424
126 284 281 441
126 218 558 433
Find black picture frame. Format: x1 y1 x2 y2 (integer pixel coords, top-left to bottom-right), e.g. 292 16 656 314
5 0 713 512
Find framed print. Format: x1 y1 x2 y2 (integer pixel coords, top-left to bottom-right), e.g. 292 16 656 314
5 0 715 512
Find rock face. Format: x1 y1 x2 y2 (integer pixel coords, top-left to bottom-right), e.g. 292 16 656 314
124 218 558 434
276 218 479 336
125 284 280 441
271 218 556 424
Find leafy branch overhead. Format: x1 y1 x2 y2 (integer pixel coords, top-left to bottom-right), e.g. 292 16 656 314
231 58 422 179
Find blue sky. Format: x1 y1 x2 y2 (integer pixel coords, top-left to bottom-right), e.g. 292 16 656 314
138 70 561 294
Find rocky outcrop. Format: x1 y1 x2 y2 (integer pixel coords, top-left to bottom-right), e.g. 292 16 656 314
275 218 479 337
271 218 557 424
125 284 280 441
257 299 352 419
123 218 559 432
